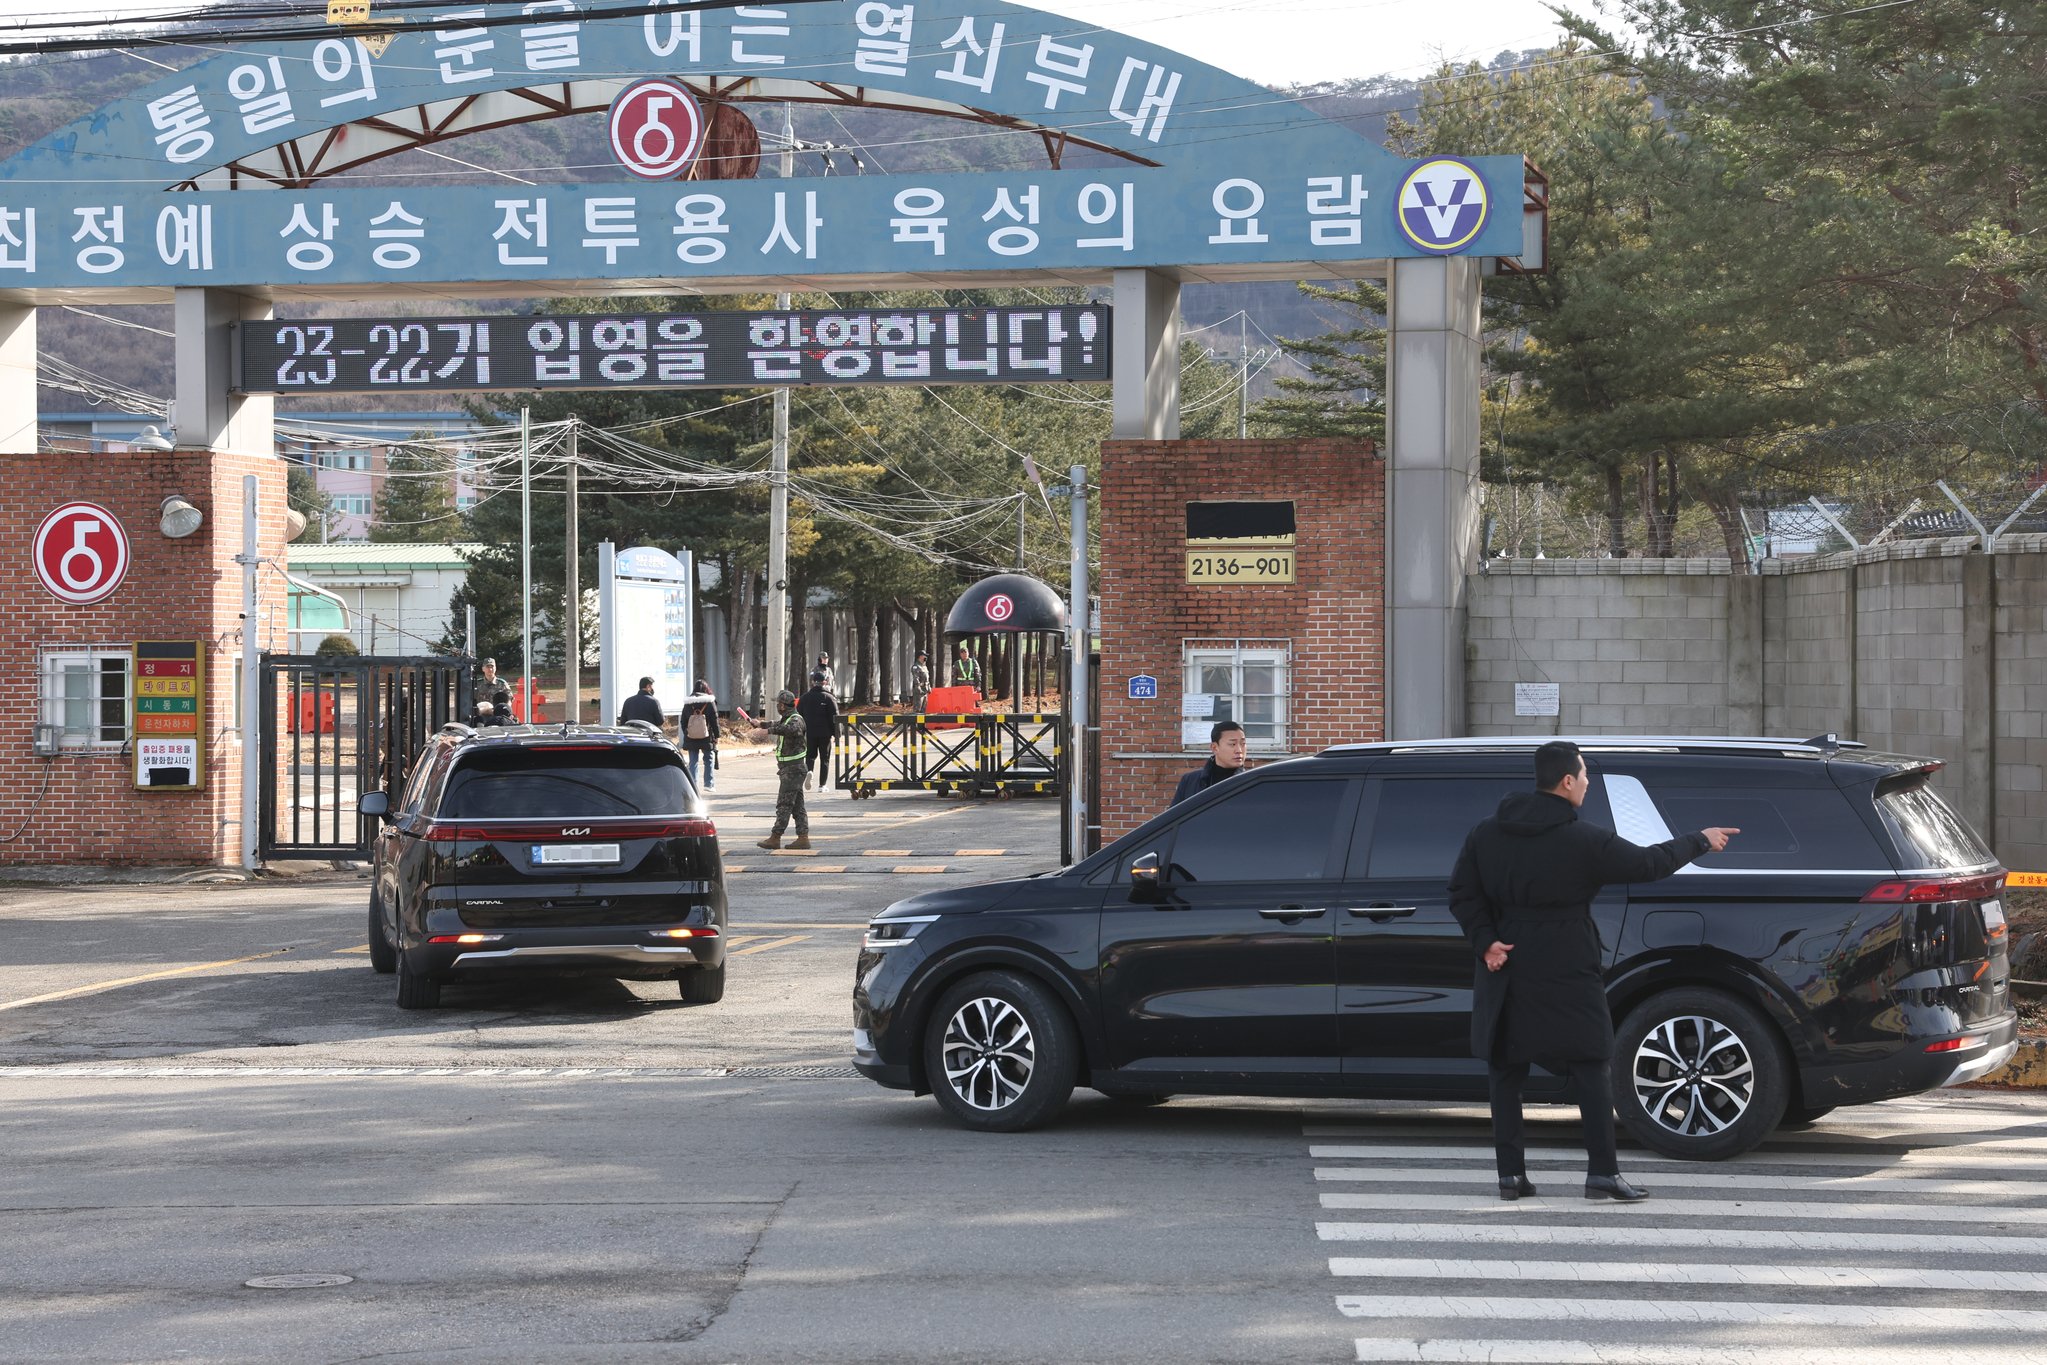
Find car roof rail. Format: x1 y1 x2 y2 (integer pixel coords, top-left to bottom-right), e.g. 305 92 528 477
1321 734 1871 758
620 719 662 737
439 721 476 739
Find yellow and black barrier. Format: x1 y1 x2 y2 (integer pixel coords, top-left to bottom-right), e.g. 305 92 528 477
834 711 1065 799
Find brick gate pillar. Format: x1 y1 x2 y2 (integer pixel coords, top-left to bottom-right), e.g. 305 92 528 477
1095 439 1384 844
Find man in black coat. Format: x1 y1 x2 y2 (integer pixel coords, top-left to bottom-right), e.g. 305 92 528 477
796 672 838 789
1171 720 1248 806
619 676 664 729
1449 741 1738 1203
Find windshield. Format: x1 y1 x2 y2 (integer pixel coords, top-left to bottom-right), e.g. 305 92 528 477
439 747 690 820
1874 778 1995 871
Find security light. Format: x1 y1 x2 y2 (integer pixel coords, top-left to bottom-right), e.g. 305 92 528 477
135 425 175 452
159 494 204 539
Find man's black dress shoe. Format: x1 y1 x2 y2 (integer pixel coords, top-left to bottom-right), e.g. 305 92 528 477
1584 1173 1650 1202
1497 1175 1538 1201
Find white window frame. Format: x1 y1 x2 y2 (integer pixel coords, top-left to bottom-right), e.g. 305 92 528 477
1182 637 1290 754
39 646 132 750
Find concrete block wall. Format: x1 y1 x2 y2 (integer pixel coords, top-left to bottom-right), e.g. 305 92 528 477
1467 536 2047 872
1997 547 2047 864
1466 560 1734 735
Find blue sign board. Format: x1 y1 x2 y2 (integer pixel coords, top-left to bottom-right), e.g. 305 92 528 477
0 1 1527 297
1128 674 1159 700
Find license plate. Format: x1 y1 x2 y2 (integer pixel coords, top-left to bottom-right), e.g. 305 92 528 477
532 843 621 866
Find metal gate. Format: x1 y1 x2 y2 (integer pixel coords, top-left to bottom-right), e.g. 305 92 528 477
259 655 472 860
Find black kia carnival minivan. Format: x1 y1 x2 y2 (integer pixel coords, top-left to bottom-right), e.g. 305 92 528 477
852 736 2016 1160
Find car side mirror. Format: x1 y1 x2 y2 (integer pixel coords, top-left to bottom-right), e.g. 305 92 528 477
1129 851 1165 901
359 791 390 819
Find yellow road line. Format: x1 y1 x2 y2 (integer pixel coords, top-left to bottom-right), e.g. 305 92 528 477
861 850 914 857
0 948 295 1012
727 934 812 956
892 865 948 874
954 849 1007 856
335 945 372 955
792 865 849 873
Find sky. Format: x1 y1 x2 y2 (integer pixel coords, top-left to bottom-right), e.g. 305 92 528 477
0 0 1575 87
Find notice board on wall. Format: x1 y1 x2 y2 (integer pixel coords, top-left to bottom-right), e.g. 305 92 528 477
133 641 205 791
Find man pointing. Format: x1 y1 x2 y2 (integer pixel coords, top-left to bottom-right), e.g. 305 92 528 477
1449 741 1738 1203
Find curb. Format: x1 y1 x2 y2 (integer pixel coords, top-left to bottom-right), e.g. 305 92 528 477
1976 1038 2047 1088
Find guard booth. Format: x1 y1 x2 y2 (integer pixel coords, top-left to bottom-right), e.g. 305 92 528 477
260 654 472 860
836 574 1068 800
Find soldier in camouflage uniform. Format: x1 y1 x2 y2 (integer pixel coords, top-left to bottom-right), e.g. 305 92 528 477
756 689 811 850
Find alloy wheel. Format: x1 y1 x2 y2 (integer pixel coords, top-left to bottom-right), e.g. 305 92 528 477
1631 1013 1756 1137
939 996 1036 1112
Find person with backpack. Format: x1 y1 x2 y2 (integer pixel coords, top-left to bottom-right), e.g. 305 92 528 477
678 680 719 793
796 670 838 790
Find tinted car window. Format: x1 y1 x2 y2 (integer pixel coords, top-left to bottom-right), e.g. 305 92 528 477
438 747 689 819
1168 779 1347 883
1364 777 1520 880
1644 783 1886 869
1876 778 1994 870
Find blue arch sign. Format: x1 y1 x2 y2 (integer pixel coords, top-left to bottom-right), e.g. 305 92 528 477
0 1 1526 295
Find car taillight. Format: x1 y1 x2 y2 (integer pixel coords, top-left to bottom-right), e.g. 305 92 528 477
649 927 719 939
425 819 714 842
427 933 504 944
1862 871 2005 903
1925 1035 1986 1053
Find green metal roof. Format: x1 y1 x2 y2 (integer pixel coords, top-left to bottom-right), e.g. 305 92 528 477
287 542 482 571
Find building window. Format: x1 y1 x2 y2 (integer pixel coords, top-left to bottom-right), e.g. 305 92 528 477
1182 638 1290 753
40 648 131 749
318 451 370 471
332 494 373 516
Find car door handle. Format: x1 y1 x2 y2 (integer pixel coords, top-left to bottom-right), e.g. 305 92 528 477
1349 904 1418 921
1259 904 1328 919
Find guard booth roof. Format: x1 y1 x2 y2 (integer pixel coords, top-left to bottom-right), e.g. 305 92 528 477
944 574 1069 635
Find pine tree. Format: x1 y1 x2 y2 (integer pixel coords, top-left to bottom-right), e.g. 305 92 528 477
369 440 460 542
1248 281 1385 443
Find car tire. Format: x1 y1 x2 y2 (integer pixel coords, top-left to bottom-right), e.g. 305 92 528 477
1613 987 1788 1161
924 971 1078 1133
678 964 725 1005
396 954 441 1010
366 888 396 975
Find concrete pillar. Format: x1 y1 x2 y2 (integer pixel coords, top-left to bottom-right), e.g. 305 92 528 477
1386 255 1483 740
1727 573 1764 735
1111 268 1180 440
174 288 274 453
0 303 34 453
1960 553 1996 843
1843 563 1859 737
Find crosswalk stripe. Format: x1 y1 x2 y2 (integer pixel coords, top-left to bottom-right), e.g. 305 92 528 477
1327 1256 2047 1292
1318 1192 2047 1223
1315 1221 2047 1257
1312 1165 2047 1199
1351 1340 2047 1364
1334 1296 2047 1329
1304 1142 2038 1171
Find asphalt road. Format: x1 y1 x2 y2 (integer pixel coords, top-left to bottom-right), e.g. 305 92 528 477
4 751 2046 1363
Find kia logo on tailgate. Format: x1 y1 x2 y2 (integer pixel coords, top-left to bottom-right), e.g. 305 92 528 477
561 827 591 837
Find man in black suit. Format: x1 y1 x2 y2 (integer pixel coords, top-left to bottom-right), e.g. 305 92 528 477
619 676 664 729
1170 720 1248 806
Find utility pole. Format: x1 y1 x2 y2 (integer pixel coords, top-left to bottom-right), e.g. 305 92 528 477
564 417 581 726
1239 314 1250 439
763 101 794 709
519 405 533 722
1016 493 1026 570
239 474 260 872
1066 465 1089 862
